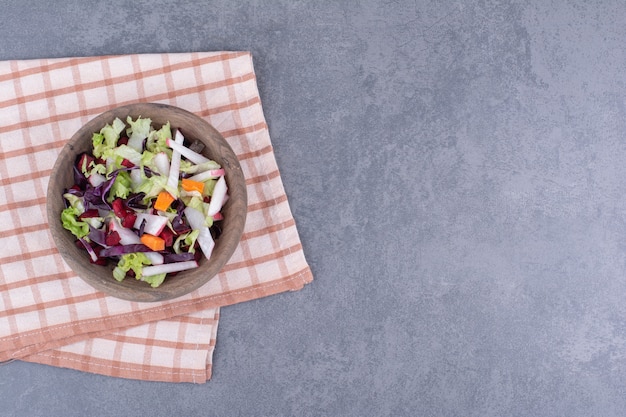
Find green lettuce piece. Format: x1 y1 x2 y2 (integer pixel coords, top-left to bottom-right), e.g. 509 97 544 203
126 116 152 139
146 121 172 156
61 206 89 239
106 117 126 143
181 195 213 227
173 229 200 254
92 117 125 158
142 272 167 288
101 144 143 176
92 132 106 158
108 171 132 202
112 252 152 282
179 159 194 173
112 265 127 282
79 156 91 174
63 193 85 213
104 144 142 166
90 162 107 176
185 196 205 214
203 179 217 196
133 174 168 204
139 150 156 172
102 117 125 147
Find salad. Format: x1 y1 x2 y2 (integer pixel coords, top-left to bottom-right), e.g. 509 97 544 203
61 116 228 288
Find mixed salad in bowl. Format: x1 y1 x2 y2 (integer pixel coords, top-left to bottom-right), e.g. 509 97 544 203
61 116 228 288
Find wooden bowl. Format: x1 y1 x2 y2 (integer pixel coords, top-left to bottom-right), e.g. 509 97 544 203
47 103 247 302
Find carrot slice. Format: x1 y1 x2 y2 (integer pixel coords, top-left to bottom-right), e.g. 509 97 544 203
154 191 175 211
140 233 165 251
181 178 205 194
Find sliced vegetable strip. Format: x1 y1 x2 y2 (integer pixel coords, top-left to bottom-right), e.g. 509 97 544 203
166 137 210 164
142 260 199 277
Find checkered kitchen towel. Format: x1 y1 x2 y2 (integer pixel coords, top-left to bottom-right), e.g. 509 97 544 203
0 52 313 383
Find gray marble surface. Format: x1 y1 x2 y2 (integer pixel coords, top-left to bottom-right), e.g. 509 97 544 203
3 1 626 416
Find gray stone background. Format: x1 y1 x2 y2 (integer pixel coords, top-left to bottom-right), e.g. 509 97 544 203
3 0 626 416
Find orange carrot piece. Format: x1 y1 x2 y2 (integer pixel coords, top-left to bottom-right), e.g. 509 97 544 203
181 178 205 194
154 191 175 211
140 233 165 251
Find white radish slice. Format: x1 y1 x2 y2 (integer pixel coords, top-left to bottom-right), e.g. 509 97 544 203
144 252 164 265
184 206 205 230
142 260 198 277
153 152 170 176
207 176 228 216
88 172 106 187
166 138 210 164
133 213 168 236
184 206 215 260
166 130 184 192
188 168 225 182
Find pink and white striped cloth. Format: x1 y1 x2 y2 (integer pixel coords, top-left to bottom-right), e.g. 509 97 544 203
0 52 313 383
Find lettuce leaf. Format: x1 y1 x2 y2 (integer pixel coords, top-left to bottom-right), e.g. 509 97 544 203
184 196 206 215
92 133 106 158
126 116 152 140
203 179 217 196
179 159 194 173
142 272 167 288
146 121 172 156
112 252 152 282
126 116 152 151
92 117 125 158
133 174 169 204
108 170 132 202
105 117 126 145
173 229 200 254
61 206 89 238
63 192 85 213
90 162 107 176
181 196 213 227
139 150 156 172
103 144 143 169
